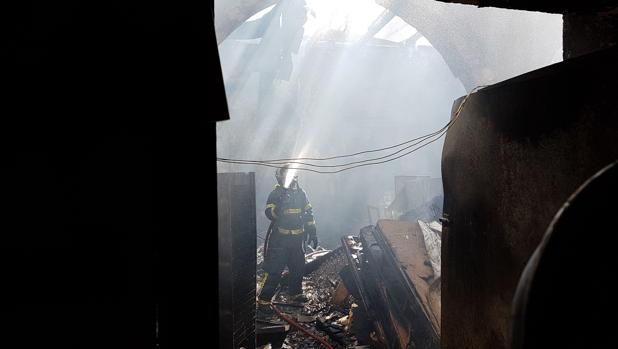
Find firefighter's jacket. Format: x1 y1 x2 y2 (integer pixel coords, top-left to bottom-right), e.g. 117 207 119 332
265 184 315 234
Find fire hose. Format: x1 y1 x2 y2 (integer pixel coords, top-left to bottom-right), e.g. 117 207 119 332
270 303 335 349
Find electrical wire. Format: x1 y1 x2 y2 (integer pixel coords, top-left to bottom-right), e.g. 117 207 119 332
218 125 446 168
217 84 478 164
217 85 485 173
219 85 483 165
217 127 443 164
218 127 447 174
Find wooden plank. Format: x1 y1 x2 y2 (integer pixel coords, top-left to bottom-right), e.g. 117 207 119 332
376 220 440 335
218 172 257 349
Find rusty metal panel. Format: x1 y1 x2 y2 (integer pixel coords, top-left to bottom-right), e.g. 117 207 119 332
441 46 618 349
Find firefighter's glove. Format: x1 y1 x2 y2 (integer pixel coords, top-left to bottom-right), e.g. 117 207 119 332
305 225 318 249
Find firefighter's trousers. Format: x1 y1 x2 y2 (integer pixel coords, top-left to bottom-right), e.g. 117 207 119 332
258 229 305 301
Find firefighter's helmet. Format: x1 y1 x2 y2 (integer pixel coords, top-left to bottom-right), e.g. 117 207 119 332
275 164 298 188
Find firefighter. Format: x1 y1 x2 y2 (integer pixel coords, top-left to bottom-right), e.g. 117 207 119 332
257 164 318 318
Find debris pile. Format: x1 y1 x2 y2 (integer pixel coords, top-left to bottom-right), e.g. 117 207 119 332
257 244 265 267
257 219 441 348
346 221 441 349
258 245 367 348
418 220 442 277
279 247 361 348
304 246 332 264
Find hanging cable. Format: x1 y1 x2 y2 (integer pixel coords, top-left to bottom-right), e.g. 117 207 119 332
217 85 485 173
217 126 443 164
218 126 447 173
219 126 445 168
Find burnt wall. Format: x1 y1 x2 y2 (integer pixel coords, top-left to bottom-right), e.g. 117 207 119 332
440 46 618 349
564 8 618 59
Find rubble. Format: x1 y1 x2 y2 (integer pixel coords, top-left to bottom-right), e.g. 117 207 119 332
427 221 442 234
257 245 265 267
280 246 360 349
418 220 442 278
258 245 363 349
304 246 332 263
258 219 442 349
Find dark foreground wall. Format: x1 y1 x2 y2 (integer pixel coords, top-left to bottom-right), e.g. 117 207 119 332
441 46 618 349
2 2 227 348
511 162 618 349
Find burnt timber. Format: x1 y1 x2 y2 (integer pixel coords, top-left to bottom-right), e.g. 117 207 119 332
344 221 440 349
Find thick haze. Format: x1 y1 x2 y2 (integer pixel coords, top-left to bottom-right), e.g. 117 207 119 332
215 0 562 248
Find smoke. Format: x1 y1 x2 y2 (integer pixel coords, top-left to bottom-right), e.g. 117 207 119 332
216 0 561 248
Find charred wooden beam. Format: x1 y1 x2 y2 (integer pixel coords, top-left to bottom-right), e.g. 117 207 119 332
341 234 389 347
354 223 440 349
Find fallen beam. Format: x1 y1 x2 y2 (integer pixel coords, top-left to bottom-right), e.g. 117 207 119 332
357 222 440 349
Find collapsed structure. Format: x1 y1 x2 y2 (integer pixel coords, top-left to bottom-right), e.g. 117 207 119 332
255 219 442 349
